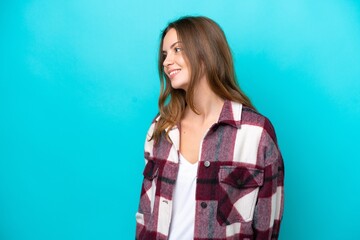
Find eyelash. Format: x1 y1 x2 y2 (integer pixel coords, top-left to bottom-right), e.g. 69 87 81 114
162 47 182 58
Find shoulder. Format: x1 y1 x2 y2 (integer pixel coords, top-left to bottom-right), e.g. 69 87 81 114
240 106 278 144
145 113 160 138
240 106 267 126
143 114 160 155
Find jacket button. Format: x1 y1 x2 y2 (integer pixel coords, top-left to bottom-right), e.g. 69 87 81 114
200 202 207 208
204 161 210 167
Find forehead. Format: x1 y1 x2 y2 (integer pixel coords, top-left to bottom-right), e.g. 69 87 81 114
162 28 178 50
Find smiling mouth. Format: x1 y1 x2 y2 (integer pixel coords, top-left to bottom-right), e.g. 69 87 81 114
169 69 181 78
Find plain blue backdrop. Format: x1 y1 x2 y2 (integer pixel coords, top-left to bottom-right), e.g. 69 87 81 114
1 0 360 239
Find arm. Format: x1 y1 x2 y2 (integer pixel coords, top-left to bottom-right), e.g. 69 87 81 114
253 120 285 240
135 123 156 240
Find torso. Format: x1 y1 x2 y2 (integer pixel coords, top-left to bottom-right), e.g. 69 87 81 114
168 153 198 240
180 120 209 164
180 107 222 164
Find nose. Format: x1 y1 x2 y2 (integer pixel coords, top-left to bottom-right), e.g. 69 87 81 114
163 52 174 67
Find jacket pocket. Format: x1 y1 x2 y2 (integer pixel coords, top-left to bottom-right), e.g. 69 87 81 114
139 159 158 215
216 166 263 225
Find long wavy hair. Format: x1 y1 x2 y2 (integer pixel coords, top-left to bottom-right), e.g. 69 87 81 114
152 16 255 143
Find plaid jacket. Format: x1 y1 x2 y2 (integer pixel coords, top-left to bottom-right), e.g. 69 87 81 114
136 101 284 240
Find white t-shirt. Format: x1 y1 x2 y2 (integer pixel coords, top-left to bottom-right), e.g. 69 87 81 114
168 154 198 240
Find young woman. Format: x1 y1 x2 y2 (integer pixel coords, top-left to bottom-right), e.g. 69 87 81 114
136 16 284 240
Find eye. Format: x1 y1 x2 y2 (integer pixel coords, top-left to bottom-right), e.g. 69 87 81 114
174 47 182 53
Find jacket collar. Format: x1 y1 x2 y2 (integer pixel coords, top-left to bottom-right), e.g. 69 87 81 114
162 100 242 153
217 100 243 129
159 100 243 132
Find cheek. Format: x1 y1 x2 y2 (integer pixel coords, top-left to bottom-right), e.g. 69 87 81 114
180 56 187 66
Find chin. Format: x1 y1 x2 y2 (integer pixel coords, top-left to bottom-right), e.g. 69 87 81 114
171 85 188 91
170 82 188 91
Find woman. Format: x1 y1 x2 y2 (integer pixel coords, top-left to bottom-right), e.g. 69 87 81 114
136 16 284 240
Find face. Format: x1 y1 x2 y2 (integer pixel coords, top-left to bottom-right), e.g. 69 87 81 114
162 28 190 91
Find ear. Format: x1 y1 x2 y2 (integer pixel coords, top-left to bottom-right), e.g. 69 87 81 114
199 61 206 79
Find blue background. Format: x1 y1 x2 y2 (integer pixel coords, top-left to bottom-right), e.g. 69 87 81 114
1 0 360 239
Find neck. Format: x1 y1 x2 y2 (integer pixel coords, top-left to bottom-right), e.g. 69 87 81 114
184 77 224 123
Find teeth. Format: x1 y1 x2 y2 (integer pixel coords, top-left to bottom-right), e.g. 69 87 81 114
169 70 180 76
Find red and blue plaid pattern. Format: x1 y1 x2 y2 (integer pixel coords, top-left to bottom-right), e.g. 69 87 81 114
136 101 284 240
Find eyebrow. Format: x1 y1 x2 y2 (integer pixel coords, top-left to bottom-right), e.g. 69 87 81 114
162 41 181 53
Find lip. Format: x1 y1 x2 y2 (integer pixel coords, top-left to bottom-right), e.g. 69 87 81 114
167 69 181 79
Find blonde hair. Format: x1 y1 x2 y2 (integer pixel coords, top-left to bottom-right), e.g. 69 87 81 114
152 16 255 143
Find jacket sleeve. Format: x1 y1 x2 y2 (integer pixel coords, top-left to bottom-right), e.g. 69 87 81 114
135 156 149 239
135 155 149 240
135 123 156 240
253 120 285 240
